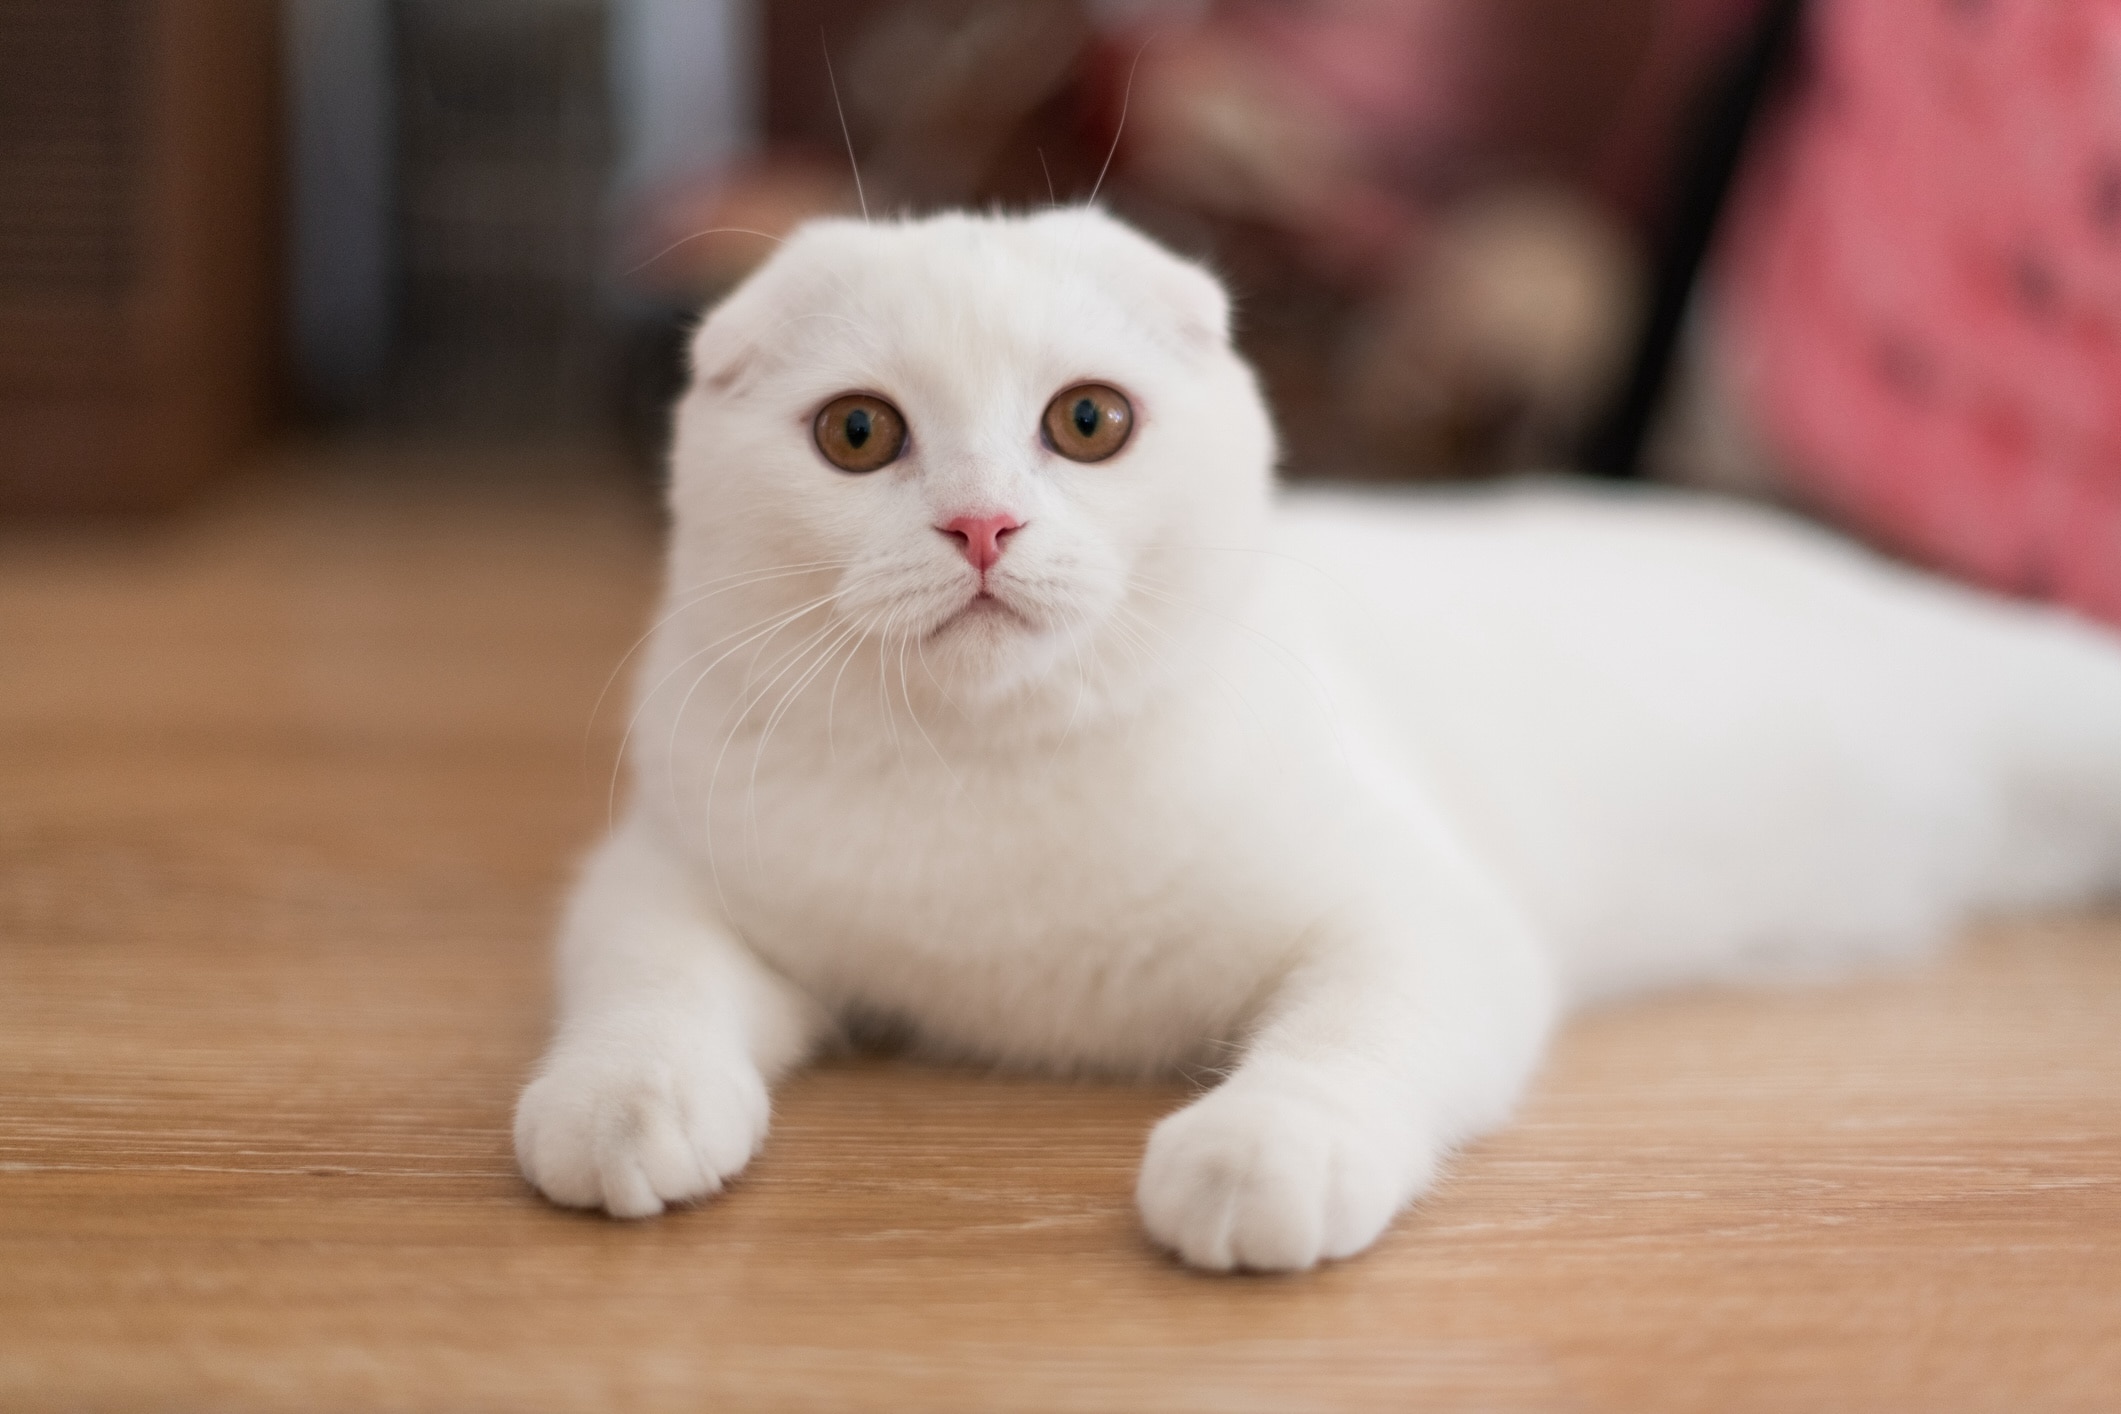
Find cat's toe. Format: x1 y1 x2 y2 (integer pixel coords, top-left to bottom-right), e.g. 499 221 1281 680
1136 1082 1418 1272
513 1035 770 1218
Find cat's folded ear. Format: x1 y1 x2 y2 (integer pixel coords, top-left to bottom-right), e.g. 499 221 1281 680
1035 208 1232 353
681 269 791 398
1144 250 1233 353
682 218 897 397
682 294 747 397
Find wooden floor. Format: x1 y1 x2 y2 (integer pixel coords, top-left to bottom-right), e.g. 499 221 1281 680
3 441 2118 1413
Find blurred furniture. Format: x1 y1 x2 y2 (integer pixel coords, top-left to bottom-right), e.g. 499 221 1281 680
386 0 614 429
284 0 394 417
0 0 279 511
283 0 623 432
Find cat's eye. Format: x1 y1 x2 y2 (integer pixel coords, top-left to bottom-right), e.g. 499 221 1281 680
1042 383 1133 463
814 393 907 473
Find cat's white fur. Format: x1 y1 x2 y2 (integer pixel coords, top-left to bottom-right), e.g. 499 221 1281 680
515 209 2121 1269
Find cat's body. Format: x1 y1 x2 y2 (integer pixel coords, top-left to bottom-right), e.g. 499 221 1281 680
517 209 2121 1270
1274 488 2121 1000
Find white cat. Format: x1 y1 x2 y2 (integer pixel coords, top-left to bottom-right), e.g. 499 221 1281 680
514 208 2121 1270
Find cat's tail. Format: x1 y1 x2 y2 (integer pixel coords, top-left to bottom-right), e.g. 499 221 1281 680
1967 604 2121 911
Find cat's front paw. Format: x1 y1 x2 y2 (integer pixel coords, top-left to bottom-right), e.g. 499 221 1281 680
513 1028 770 1219
1136 1080 1425 1271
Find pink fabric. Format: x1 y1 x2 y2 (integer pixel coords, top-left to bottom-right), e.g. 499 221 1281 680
1719 0 2121 625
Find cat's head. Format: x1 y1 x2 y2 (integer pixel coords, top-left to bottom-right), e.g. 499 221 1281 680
666 208 1275 715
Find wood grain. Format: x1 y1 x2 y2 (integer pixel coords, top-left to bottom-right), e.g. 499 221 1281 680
3 442 2117 1412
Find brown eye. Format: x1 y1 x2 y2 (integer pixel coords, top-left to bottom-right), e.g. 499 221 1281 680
814 393 907 473
1042 383 1133 463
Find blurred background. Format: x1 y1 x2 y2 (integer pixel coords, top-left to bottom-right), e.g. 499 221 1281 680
2 0 2116 624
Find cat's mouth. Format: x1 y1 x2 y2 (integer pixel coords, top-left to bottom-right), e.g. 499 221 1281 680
930 589 1030 638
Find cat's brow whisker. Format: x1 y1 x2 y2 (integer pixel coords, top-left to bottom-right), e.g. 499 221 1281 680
755 309 874 344
622 225 787 280
1089 34 1158 206
821 29 868 221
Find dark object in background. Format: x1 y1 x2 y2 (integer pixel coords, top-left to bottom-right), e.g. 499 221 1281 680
386 0 615 431
285 0 394 418
0 0 280 511
1582 0 1806 479
285 0 625 436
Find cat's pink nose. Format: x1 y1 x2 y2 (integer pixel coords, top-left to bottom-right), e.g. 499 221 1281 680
938 512 1022 572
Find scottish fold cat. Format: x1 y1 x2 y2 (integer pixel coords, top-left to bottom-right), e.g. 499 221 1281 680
515 208 2121 1270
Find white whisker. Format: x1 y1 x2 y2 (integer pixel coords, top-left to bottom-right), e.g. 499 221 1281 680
821 29 869 221
585 560 854 759
896 623 961 794
745 614 870 863
694 606 852 899
823 605 878 763
623 225 786 280
672 606 828 831
1089 35 1157 206
609 588 846 830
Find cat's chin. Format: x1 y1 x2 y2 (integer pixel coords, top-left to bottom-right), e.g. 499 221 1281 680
920 593 1068 699
927 594 1037 667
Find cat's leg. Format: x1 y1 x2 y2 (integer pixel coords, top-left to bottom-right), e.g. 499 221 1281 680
514 814 829 1217
1137 886 1557 1271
